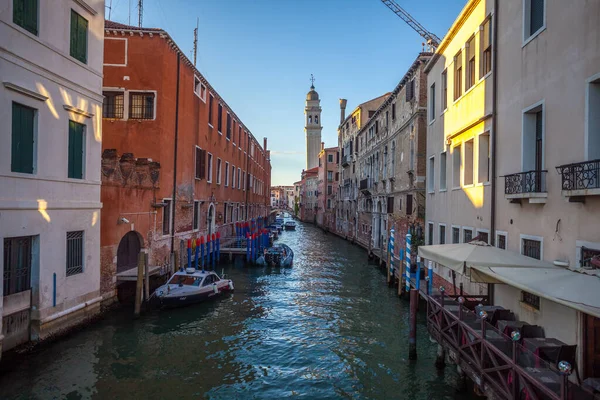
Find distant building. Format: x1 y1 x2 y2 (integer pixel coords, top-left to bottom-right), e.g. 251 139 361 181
299 167 318 223
316 144 340 230
270 186 292 210
0 0 105 355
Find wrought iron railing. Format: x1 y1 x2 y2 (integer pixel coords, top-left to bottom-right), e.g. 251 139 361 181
504 170 547 195
555 159 600 191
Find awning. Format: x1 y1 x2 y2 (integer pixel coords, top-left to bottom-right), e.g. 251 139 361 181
418 241 554 277
472 265 600 319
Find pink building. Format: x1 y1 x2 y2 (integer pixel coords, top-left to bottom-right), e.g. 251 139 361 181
316 144 339 230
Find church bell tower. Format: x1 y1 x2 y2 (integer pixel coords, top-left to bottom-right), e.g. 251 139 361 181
305 74 322 170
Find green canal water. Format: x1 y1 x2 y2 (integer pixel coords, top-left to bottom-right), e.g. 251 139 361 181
0 222 478 400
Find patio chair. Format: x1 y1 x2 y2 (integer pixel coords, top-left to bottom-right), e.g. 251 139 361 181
554 344 581 384
521 325 545 339
490 310 516 327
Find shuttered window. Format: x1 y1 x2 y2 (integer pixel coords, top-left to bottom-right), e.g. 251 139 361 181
406 79 415 101
454 51 463 100
11 102 35 174
162 200 172 235
68 120 85 179
13 0 38 35
193 201 200 230
406 194 413 215
70 10 88 64
3 236 33 295
66 231 84 276
195 147 206 179
387 197 394 214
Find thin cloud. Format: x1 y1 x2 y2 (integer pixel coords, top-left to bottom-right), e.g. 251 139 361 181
271 150 305 155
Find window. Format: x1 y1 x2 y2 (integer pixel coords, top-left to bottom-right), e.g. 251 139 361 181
102 92 124 119
13 0 38 35
327 185 332 195
581 246 600 269
194 76 201 97
231 165 235 188
439 152 447 191
453 144 461 188
208 94 214 125
193 200 200 230
225 161 229 186
242 171 246 190
466 36 476 90
327 171 333 181
454 51 463 101
66 231 84 276
481 18 492 77
464 139 474 186
406 194 413 215
464 228 473 243
525 0 545 40
478 133 490 183
195 146 206 179
129 92 155 119
477 231 489 244
162 199 172 235
217 103 223 133
238 167 241 189
521 291 540 309
522 238 542 260
223 203 227 223
70 10 88 64
328 154 334 163
11 102 35 174
335 172 339 181
216 158 222 184
441 70 448 110
226 112 231 140
428 223 434 245
406 79 415 101
497 233 507 249
428 156 435 192
207 153 213 182
327 199 331 209
587 78 600 160
68 120 85 179
428 84 436 122
392 103 396 120
238 126 242 146
3 236 33 295
375 120 379 134
439 225 446 245
452 227 460 244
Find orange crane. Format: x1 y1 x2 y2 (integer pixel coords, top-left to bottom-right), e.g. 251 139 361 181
380 0 441 51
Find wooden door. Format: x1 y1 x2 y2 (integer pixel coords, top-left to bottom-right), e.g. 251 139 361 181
116 232 141 273
584 314 600 378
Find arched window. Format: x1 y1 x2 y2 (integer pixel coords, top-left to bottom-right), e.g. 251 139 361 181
308 116 312 124
315 115 319 124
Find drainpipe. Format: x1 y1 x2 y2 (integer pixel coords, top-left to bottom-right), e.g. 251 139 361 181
170 55 181 254
488 0 499 304
245 133 251 220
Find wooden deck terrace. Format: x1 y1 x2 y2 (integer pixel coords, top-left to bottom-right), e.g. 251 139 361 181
115 265 167 281
426 293 596 400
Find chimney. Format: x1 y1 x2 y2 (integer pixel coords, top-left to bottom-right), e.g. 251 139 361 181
321 142 325 151
339 99 347 125
263 137 267 150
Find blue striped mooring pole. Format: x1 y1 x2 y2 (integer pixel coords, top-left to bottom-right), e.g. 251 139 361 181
405 233 411 293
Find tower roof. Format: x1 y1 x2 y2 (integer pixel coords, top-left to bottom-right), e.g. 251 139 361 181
306 86 319 101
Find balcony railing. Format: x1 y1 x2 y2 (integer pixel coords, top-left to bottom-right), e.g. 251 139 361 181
341 155 350 167
555 159 600 193
360 178 372 195
504 170 547 195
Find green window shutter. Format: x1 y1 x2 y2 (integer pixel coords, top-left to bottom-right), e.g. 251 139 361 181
11 103 35 174
13 0 38 36
70 10 77 59
13 0 24 29
68 121 84 179
78 14 88 63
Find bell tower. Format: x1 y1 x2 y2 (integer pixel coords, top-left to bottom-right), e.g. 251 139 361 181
305 74 322 170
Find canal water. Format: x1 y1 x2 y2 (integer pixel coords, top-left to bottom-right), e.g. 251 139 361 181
0 222 478 400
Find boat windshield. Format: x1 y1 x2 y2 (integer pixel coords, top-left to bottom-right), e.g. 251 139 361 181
168 275 202 287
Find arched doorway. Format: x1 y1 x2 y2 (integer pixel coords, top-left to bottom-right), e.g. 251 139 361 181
117 231 143 273
377 200 383 248
207 203 215 236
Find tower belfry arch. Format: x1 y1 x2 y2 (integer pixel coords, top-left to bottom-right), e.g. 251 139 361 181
305 75 322 170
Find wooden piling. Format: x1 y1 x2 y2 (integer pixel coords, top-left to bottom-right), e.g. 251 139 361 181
134 251 145 317
144 249 149 301
409 288 418 360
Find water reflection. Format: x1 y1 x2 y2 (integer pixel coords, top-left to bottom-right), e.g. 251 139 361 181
0 221 477 400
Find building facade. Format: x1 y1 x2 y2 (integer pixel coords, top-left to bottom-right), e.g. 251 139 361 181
101 21 271 299
299 167 318 223
358 53 431 256
316 145 339 230
305 84 322 170
1 0 105 355
425 0 494 296
270 185 292 210
336 94 389 241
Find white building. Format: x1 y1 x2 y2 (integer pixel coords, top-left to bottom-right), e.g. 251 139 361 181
0 0 104 356
305 81 322 170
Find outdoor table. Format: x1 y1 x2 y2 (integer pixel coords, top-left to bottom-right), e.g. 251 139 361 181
523 337 566 367
497 320 530 336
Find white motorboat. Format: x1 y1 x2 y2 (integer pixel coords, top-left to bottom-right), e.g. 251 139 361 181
152 268 234 308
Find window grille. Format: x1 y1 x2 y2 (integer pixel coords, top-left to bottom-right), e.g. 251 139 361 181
3 237 32 295
129 93 155 119
522 238 541 260
103 92 124 118
522 291 540 309
66 231 84 276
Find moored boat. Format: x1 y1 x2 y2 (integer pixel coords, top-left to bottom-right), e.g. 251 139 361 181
256 243 294 267
152 268 234 308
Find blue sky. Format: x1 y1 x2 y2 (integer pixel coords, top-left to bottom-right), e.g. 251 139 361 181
108 0 466 185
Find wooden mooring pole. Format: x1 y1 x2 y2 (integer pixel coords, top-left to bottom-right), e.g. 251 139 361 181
134 251 145 317
409 288 418 360
144 249 149 301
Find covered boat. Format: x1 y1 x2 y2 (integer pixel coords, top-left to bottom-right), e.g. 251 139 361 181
152 268 234 308
256 244 294 267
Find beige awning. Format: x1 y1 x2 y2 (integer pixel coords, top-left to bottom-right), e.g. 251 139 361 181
418 242 600 318
417 241 554 277
471 265 600 319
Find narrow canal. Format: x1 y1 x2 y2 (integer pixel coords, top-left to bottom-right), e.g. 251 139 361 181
0 222 478 400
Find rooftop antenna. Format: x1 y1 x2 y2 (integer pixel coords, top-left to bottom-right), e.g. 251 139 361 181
138 0 143 28
310 74 315 89
193 17 198 67
106 0 113 20
128 0 131 25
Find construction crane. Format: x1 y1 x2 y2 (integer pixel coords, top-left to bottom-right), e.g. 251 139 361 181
380 0 442 51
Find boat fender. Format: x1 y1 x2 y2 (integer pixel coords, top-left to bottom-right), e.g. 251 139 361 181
213 283 219 294
228 280 234 290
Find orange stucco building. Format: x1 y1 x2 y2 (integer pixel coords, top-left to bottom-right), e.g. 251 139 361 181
100 21 271 298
